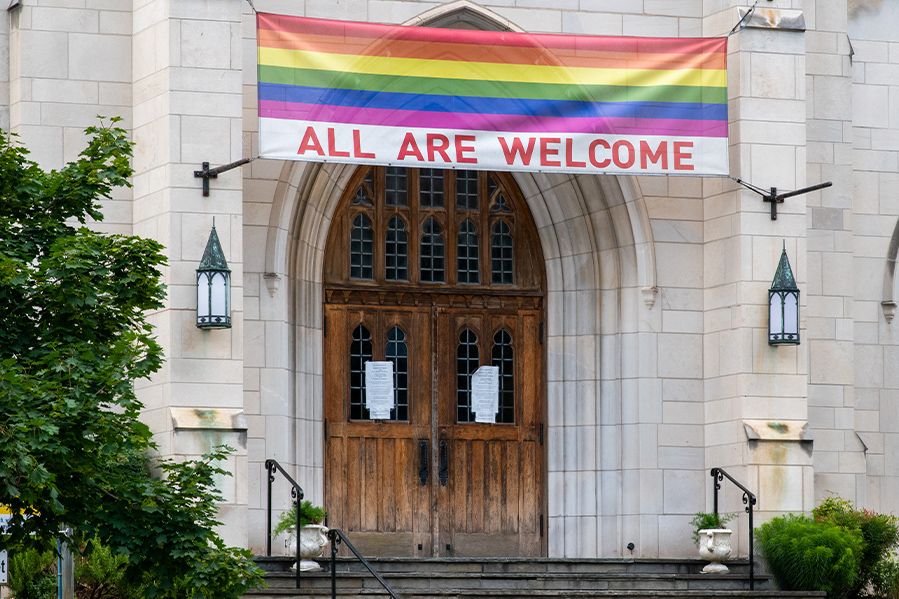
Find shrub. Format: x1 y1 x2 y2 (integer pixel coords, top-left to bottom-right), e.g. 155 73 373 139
8 547 56 599
757 514 863 599
871 557 899 599
813 496 899 598
75 537 145 598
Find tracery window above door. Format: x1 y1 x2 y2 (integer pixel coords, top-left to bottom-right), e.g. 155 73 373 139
325 167 543 292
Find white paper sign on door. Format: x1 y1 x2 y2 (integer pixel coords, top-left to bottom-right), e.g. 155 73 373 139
472 366 500 423
365 361 394 419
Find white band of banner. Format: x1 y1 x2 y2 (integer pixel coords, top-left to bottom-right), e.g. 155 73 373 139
259 118 729 177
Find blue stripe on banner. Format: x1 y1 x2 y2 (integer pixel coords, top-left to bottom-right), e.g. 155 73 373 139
257 82 728 123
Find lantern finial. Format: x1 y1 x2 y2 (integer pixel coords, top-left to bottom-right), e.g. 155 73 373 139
199 224 230 272
770 246 797 292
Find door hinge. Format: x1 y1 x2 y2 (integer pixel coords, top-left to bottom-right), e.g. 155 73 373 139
540 514 544 537
323 419 327 439
322 315 327 337
539 423 544 445
539 321 544 344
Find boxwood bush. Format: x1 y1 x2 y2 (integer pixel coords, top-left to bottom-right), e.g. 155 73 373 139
757 514 864 599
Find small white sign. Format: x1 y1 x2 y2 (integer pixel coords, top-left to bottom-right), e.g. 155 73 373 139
472 366 500 423
365 361 394 420
0 513 8 584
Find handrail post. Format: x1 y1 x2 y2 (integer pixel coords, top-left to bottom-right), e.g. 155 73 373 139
330 529 338 599
265 460 273 557
748 499 754 590
295 492 301 590
710 467 721 516
709 467 757 592
262 459 306 589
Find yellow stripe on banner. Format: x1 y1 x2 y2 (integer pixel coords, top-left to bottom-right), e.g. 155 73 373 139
258 47 727 89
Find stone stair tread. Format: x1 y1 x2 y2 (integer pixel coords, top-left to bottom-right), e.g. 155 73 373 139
246 590 823 598
263 571 767 580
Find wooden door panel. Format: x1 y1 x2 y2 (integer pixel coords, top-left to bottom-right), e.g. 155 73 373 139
436 308 544 557
324 305 433 557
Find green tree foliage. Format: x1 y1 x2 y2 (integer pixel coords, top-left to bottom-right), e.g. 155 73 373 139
0 121 263 598
757 514 863 599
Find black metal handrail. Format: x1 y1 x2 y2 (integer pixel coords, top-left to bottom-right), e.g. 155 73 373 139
265 459 304 589
328 528 401 599
710 467 758 590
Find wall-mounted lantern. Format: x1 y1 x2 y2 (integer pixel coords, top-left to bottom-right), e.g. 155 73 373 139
196 223 231 329
769 246 799 345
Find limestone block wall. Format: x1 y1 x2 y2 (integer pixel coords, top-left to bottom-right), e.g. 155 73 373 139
847 2 899 513
6 1 133 234
1 9 9 132
805 0 864 505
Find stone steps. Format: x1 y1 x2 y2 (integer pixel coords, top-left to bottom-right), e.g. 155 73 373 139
244 556 823 599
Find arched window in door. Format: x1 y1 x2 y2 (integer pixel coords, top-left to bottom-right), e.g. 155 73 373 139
492 329 515 424
349 324 373 419
456 328 480 423
324 167 543 291
386 326 409 421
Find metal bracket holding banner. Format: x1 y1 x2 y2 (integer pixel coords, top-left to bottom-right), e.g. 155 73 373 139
193 158 253 197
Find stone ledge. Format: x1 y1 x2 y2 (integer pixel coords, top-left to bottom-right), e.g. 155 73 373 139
171 407 247 431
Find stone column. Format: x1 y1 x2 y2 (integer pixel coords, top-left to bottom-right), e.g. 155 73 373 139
131 0 246 547
702 3 813 553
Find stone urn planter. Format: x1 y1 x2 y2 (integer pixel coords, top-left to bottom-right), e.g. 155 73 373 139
698 528 733 573
286 524 330 571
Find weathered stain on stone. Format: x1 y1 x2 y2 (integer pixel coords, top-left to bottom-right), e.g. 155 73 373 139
849 0 884 17
767 421 788 434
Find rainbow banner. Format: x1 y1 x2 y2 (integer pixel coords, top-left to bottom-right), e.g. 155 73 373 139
256 13 729 176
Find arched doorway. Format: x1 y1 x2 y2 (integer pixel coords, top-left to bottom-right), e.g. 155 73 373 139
322 166 546 557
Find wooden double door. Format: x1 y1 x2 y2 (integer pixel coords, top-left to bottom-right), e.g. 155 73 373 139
323 297 545 557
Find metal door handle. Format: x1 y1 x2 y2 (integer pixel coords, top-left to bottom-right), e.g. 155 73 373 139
438 440 449 486
418 440 429 486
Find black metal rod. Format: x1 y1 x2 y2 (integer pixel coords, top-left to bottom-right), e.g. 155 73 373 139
749 502 755 590
331 531 338 599
775 180 832 201
263 459 305 588
205 157 253 177
296 498 301 590
710 468 757 592
266 463 272 557
328 528 400 599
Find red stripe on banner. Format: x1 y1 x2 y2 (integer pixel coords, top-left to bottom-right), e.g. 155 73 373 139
257 29 728 71
258 99 729 138
257 13 727 57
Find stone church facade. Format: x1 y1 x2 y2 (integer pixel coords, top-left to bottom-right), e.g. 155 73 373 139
2 0 898 559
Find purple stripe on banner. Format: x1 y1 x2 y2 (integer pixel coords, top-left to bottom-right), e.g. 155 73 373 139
258 99 728 138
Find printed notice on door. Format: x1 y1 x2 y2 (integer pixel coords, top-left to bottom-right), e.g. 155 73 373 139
472 366 500 423
365 361 394 419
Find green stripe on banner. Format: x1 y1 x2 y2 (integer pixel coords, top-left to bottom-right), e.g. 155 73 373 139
257 65 728 106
